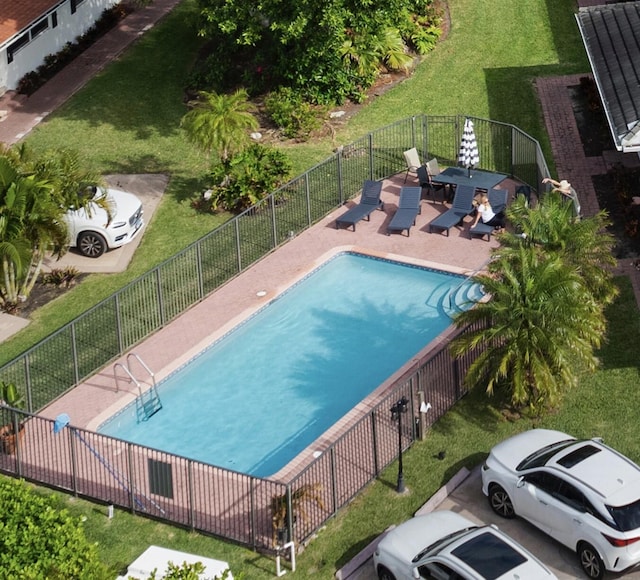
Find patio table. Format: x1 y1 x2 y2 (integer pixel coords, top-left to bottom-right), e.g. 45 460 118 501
433 167 508 192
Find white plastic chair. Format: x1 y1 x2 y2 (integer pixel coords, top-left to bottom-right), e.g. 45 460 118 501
403 148 422 182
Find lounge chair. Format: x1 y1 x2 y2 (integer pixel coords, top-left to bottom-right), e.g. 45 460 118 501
403 147 422 183
335 180 384 231
387 186 422 236
469 188 509 241
427 184 476 236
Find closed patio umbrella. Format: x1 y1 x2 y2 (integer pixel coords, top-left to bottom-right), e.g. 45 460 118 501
458 118 480 178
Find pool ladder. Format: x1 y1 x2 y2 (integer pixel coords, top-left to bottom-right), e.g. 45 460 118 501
113 353 163 422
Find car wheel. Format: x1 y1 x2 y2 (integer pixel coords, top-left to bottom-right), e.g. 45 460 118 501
377 565 396 580
578 542 605 579
78 231 107 258
488 484 515 518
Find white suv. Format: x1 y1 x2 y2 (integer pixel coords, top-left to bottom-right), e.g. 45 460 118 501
482 429 640 579
373 510 557 579
65 187 144 258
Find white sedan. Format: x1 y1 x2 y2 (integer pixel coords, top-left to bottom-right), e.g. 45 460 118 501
372 510 557 579
65 187 144 258
482 429 640 579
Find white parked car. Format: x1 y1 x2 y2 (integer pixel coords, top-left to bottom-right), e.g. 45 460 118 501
482 429 640 579
64 187 144 258
372 510 557 579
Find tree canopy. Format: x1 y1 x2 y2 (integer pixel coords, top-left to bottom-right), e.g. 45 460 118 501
195 0 442 103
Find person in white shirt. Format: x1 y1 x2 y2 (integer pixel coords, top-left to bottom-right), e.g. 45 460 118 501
472 194 505 231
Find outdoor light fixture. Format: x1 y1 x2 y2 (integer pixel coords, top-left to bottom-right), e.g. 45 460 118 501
390 396 409 493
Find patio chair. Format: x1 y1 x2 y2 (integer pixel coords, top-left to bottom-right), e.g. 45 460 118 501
427 184 476 236
469 188 509 241
387 186 422 236
335 180 384 231
417 164 447 204
403 147 422 183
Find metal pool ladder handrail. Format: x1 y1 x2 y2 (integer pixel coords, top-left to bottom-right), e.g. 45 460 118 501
113 353 162 421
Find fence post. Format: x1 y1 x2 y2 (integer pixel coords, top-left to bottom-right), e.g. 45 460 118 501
154 268 165 327
127 443 137 514
368 133 374 180
330 447 338 516
235 219 242 272
71 323 79 385
187 460 195 530
115 293 124 353
371 410 379 475
69 425 79 496
196 242 205 301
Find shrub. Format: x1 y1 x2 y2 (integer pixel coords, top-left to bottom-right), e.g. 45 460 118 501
0 478 109 579
42 267 80 288
196 144 292 213
16 6 133 95
264 88 326 140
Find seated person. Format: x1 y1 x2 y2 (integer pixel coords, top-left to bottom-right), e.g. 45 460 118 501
472 194 505 231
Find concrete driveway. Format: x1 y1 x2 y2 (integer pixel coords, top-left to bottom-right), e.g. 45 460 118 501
348 467 640 580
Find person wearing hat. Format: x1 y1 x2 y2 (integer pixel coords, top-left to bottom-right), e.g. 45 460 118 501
542 177 581 218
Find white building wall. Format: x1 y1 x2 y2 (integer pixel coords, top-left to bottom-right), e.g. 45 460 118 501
0 0 120 92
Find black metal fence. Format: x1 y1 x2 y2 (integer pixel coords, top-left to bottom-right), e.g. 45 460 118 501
0 321 481 552
0 114 549 551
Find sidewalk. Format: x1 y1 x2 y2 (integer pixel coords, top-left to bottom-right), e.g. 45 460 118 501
0 0 182 145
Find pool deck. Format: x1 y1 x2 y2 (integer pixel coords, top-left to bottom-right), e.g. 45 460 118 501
40 172 516 480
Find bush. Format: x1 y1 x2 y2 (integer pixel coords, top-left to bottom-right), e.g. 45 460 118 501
0 478 109 579
264 88 326 140
42 267 80 288
195 144 292 213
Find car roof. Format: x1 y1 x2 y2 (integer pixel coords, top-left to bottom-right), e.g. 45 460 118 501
548 440 640 504
378 511 474 565
380 511 554 579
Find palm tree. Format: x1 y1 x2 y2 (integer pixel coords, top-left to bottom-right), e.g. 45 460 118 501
451 245 605 412
505 193 618 305
180 89 258 163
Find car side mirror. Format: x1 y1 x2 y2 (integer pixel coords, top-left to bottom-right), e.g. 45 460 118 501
412 567 420 579
516 476 526 488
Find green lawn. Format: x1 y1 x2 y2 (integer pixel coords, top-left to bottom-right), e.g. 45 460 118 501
4 0 633 578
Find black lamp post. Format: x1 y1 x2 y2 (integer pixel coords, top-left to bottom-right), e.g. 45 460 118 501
390 396 409 493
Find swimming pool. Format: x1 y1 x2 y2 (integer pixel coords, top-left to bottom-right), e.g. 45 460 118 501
99 252 481 477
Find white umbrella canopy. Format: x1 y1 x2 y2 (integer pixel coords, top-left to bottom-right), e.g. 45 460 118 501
458 118 480 178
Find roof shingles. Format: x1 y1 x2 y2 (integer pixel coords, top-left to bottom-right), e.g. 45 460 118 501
0 0 61 45
577 2 640 151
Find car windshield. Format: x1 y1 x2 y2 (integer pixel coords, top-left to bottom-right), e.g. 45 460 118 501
450 531 527 580
516 439 576 471
412 527 477 563
607 498 640 532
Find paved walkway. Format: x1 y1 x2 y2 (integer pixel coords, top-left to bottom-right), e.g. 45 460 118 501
536 75 640 307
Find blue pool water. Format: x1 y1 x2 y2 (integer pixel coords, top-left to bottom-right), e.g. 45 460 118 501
99 253 481 476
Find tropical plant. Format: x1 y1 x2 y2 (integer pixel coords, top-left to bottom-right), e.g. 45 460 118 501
0 381 24 409
180 89 258 163
505 193 619 305
0 146 101 309
201 144 292 212
451 244 605 412
271 483 325 546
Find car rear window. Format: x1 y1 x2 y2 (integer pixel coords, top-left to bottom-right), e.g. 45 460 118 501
451 531 526 579
556 444 601 468
608 498 640 531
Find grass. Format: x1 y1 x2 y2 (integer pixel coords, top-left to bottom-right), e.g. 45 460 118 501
3 0 634 577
